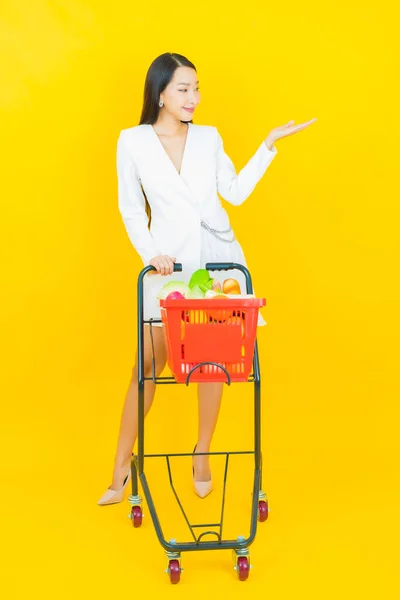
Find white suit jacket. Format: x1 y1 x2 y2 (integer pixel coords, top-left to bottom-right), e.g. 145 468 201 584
116 123 278 269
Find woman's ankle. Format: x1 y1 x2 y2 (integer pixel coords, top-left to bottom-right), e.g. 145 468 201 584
113 457 131 474
193 445 211 481
195 439 211 453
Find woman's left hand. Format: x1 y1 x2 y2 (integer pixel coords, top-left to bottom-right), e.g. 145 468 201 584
265 118 317 148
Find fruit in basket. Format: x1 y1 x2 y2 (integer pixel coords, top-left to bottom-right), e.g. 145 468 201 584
206 294 233 322
188 269 214 294
182 308 208 324
226 314 246 336
222 278 241 295
157 281 190 300
212 279 222 293
166 291 185 300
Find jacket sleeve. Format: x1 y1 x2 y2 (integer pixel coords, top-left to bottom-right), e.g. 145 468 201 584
214 127 278 206
116 130 159 266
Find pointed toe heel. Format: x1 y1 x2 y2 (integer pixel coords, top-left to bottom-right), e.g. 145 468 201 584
97 469 131 506
193 479 213 499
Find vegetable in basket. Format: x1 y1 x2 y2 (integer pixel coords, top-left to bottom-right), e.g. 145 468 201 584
188 268 214 294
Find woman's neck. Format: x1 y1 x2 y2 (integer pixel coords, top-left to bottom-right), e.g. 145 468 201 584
152 115 189 137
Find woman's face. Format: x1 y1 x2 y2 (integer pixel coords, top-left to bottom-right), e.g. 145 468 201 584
160 66 201 122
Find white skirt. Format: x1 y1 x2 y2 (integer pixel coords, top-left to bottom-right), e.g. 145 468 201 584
142 226 267 327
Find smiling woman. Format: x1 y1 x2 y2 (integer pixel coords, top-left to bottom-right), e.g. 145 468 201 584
100 47 318 511
117 53 278 293
140 53 200 126
99 50 281 506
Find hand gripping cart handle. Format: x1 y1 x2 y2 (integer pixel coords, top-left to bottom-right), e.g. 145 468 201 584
128 262 270 583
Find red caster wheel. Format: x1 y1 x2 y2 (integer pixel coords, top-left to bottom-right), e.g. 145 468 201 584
168 559 181 584
131 506 142 528
236 556 250 581
258 499 269 522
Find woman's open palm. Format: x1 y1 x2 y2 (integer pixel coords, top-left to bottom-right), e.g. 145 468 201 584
269 118 317 143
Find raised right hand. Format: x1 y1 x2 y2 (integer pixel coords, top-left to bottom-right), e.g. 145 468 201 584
149 255 177 276
265 118 317 147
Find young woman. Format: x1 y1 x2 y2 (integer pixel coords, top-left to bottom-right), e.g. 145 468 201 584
97 52 316 505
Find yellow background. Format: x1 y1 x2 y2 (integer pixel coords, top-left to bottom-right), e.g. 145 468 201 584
1 1 399 597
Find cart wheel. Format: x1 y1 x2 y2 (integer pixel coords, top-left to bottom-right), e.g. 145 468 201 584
258 500 269 522
168 559 181 584
236 556 249 581
131 506 142 528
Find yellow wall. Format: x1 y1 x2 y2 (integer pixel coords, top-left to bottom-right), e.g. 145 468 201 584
1 1 399 597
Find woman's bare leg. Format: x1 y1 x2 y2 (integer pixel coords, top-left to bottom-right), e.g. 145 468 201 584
109 325 167 490
193 382 224 481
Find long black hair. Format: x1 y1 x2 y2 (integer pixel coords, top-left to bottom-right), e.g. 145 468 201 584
139 52 197 125
139 53 197 227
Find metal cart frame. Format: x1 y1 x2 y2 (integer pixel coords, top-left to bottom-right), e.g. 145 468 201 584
127 262 269 583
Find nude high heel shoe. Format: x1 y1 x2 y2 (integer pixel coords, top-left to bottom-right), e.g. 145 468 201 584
97 469 131 506
192 445 212 499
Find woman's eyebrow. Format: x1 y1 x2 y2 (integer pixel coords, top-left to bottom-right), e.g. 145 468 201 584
177 81 200 85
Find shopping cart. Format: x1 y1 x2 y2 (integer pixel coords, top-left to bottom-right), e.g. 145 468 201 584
128 262 270 583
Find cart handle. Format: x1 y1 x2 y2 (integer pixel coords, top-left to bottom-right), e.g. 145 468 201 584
137 262 253 296
205 262 254 295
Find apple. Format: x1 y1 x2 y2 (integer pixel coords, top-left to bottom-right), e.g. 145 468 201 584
166 291 186 300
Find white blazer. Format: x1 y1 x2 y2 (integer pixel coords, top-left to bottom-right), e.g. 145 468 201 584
116 123 278 270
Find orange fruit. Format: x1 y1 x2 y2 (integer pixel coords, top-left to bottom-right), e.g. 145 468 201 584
222 278 241 294
206 295 233 322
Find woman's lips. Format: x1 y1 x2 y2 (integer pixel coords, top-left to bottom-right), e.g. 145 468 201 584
183 107 194 113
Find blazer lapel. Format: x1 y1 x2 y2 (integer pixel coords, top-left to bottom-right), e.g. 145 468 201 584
147 124 200 209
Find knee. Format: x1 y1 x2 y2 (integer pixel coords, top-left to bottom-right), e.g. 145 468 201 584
131 357 167 380
149 351 168 377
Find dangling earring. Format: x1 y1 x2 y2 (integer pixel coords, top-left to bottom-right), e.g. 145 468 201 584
159 99 163 107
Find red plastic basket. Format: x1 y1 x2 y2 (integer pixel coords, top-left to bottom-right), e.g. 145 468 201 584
159 297 266 383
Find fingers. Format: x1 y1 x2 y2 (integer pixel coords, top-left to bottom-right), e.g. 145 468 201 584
294 119 317 132
277 118 317 138
165 256 175 275
280 118 316 131
149 255 176 276
157 256 169 276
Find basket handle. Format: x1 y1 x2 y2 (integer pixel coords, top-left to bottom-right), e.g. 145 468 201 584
205 262 253 295
186 362 231 386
